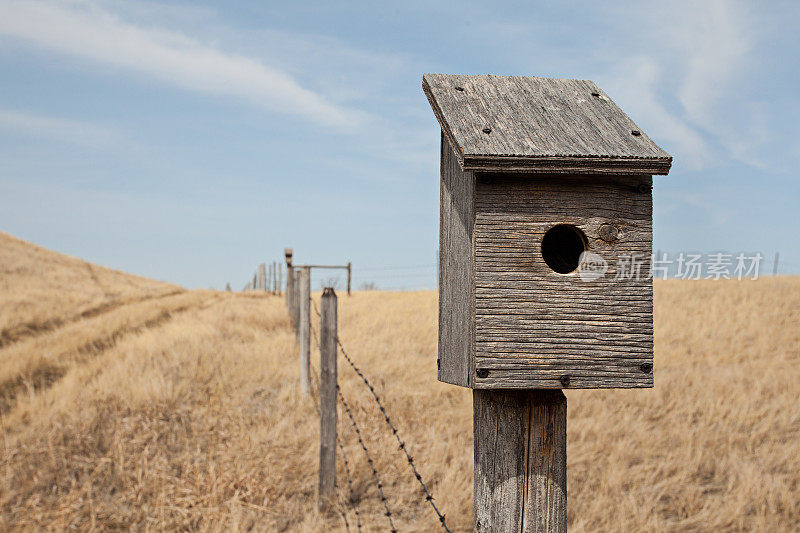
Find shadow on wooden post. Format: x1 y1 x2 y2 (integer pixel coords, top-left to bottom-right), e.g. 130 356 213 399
474 390 566 532
318 287 338 511
299 267 311 396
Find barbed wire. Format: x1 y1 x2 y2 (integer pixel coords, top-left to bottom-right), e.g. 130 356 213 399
336 339 450 531
311 296 449 531
307 365 353 532
310 324 362 532
311 369 352 533
337 386 397 532
336 434 362 532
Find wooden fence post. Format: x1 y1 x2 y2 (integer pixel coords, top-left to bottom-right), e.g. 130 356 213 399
346 262 352 296
285 248 293 308
299 267 311 396
474 390 567 532
318 287 338 510
278 262 283 295
286 269 290 304
293 269 301 337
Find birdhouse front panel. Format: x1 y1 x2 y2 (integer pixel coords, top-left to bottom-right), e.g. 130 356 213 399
472 172 654 389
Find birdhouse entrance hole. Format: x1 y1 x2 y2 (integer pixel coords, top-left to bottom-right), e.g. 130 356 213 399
541 224 587 274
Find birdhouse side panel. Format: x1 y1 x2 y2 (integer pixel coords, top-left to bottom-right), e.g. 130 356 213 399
438 136 475 388
473 174 654 389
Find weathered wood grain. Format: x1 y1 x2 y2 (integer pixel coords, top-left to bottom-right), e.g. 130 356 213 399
318 288 337 510
474 390 566 532
438 134 475 388
473 173 654 389
423 74 672 175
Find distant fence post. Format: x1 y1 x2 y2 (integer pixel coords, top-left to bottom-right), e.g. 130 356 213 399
318 287 338 510
292 269 300 337
259 263 267 291
346 261 352 296
299 267 311 396
252 272 257 291
278 262 283 295
285 248 294 309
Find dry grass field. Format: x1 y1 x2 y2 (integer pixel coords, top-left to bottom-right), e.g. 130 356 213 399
1 231 799 531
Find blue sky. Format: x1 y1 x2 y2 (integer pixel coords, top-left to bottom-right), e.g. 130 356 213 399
1 0 798 289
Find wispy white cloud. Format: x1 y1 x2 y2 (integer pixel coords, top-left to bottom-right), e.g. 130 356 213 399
0 107 124 148
665 0 753 126
600 56 714 171
0 0 357 128
660 0 768 167
600 0 766 170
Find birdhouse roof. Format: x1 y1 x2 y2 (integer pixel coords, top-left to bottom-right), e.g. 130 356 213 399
423 74 672 175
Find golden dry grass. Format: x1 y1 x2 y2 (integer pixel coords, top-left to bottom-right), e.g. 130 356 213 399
1 234 799 531
0 231 181 348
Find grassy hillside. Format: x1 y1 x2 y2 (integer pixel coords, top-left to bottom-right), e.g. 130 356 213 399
1 234 798 530
0 231 181 347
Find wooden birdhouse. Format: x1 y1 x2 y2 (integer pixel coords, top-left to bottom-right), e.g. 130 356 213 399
424 74 672 390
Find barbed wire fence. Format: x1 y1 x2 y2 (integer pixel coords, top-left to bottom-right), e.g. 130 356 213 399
291 272 450 531
239 248 799 530
308 357 362 532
